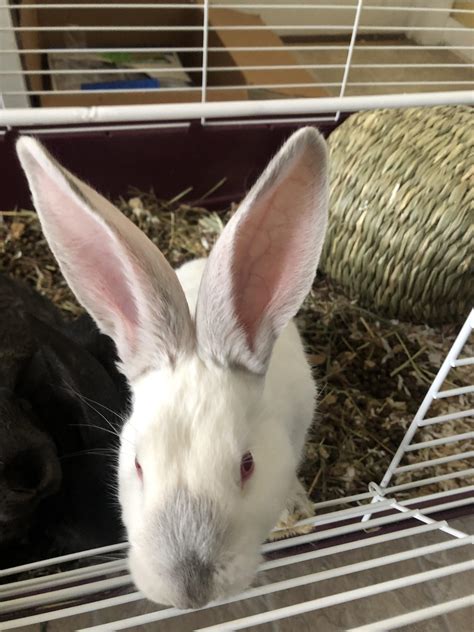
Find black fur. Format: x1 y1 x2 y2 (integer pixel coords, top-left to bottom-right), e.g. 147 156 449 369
0 273 130 569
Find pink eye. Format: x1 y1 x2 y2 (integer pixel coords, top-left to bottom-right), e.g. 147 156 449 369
240 451 254 486
135 457 143 481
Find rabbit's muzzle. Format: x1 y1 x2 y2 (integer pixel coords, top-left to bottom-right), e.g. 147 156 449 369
3 445 60 498
0 445 61 521
0 399 62 523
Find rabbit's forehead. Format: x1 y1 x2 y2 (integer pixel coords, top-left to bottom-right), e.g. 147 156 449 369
128 360 259 453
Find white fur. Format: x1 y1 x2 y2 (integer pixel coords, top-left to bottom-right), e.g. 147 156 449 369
16 127 328 609
119 259 315 605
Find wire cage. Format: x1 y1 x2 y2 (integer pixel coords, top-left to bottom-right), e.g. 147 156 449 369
0 0 473 128
1 2 473 208
0 1 473 630
0 309 472 630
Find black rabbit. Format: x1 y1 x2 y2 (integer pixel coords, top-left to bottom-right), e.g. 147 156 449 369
0 273 130 569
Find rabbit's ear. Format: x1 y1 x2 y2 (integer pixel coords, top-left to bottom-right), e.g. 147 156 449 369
16 137 194 381
196 127 328 375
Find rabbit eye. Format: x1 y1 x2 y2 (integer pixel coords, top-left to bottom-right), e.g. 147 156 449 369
135 457 143 481
240 451 254 486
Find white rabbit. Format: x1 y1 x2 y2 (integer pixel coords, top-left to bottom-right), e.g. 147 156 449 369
16 127 328 609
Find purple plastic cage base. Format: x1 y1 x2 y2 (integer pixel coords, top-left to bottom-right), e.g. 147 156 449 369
0 118 344 212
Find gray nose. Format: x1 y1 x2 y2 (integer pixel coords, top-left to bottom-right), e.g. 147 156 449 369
176 553 214 609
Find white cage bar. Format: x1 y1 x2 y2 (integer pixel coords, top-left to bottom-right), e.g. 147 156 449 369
0 91 472 130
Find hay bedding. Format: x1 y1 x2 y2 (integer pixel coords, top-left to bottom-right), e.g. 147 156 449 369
1 192 472 506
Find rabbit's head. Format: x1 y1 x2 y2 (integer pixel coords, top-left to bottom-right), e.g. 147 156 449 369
17 128 327 608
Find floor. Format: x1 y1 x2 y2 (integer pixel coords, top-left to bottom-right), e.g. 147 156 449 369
290 37 473 97
5 515 473 632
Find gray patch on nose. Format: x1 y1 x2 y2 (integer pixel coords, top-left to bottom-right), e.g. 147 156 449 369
155 489 228 608
180 551 214 608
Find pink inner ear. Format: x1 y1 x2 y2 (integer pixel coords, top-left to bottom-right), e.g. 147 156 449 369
41 171 139 342
232 156 316 348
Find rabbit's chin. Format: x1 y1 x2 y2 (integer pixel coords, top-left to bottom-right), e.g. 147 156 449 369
128 544 260 610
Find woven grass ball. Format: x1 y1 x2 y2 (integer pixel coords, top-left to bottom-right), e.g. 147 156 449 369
321 105 473 325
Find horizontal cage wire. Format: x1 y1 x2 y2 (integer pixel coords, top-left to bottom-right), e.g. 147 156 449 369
0 1 473 127
0 310 472 631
